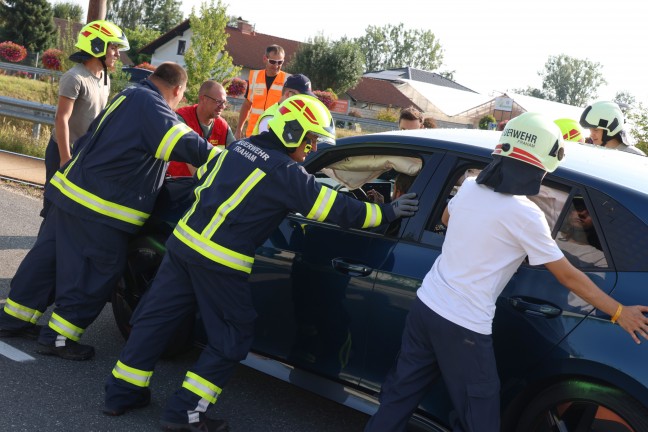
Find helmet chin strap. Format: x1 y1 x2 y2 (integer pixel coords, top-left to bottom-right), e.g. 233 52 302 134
100 56 108 86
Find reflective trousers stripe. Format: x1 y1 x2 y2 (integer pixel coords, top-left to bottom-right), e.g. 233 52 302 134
48 312 84 341
173 221 254 274
3 298 42 324
50 172 149 226
306 187 337 221
362 202 383 228
112 360 153 387
155 123 194 161
182 371 221 404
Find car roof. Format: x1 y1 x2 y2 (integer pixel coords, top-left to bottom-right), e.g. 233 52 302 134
338 129 648 195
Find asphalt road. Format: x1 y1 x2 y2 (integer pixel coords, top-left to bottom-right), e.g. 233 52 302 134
0 184 369 432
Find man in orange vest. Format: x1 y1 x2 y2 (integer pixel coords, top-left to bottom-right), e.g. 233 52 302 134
167 81 235 176
235 44 287 139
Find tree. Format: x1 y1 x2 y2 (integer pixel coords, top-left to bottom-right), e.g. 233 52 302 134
107 0 143 29
183 0 240 103
537 54 606 106
286 35 364 94
0 0 56 53
613 90 636 116
124 26 161 65
354 23 444 72
56 18 80 72
52 1 84 22
142 0 183 33
515 86 548 99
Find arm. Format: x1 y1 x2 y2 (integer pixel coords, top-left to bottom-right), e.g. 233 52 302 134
545 257 648 344
441 206 450 226
235 98 252 139
54 96 75 166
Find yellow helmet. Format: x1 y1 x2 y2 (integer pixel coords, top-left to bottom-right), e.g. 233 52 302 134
267 95 335 148
493 112 565 173
76 20 129 58
554 118 584 143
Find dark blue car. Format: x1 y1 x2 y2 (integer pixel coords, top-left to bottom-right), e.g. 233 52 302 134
112 128 648 432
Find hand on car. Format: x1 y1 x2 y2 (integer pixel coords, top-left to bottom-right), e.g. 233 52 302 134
391 192 418 218
616 305 648 344
366 189 385 204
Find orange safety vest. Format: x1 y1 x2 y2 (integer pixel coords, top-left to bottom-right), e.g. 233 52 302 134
244 69 286 137
167 104 229 177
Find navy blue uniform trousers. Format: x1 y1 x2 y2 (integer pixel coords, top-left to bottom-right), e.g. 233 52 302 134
365 297 500 432
105 249 257 423
41 136 60 218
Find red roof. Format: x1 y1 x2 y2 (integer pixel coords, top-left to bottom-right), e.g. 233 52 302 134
346 78 422 110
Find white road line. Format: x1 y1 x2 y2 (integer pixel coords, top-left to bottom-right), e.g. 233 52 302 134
0 341 35 362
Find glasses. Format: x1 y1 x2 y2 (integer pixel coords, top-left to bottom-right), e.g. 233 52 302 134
202 94 227 107
268 59 284 65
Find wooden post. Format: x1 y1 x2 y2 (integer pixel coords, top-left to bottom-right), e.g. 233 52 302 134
87 0 107 22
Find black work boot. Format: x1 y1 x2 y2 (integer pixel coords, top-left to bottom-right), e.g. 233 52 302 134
103 388 151 416
0 324 42 340
37 339 95 361
160 417 229 432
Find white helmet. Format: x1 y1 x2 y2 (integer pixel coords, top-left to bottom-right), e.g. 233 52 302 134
579 101 624 144
493 112 565 173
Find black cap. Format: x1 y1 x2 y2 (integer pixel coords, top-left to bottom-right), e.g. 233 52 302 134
284 74 315 96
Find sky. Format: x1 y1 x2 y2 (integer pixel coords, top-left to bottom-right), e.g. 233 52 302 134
73 0 648 104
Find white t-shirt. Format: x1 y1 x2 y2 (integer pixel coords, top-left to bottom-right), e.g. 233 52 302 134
417 178 564 335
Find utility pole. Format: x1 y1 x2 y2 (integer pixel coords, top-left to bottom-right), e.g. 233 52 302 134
87 0 107 22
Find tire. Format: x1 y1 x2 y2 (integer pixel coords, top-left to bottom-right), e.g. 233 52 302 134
514 380 648 432
111 235 194 358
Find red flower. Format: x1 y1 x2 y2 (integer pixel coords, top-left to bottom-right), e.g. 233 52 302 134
313 90 336 110
0 41 27 63
135 62 156 71
225 77 247 97
42 48 63 71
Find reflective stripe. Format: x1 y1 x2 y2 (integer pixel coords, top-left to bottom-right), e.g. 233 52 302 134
196 147 223 179
93 95 126 136
203 168 266 238
362 202 383 228
250 108 264 115
188 151 228 215
269 84 283 91
3 298 42 324
306 187 337 221
182 371 221 404
112 360 153 387
156 123 194 161
50 172 149 226
173 220 254 273
48 312 84 341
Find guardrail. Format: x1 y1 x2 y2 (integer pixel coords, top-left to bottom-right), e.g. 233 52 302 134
0 61 61 80
0 96 56 139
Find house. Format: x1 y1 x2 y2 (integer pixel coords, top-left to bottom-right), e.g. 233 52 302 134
139 18 301 80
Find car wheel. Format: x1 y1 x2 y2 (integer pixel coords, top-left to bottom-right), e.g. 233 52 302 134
514 380 648 432
112 235 194 358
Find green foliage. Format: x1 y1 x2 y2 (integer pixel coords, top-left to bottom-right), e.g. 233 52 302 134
107 0 143 29
515 86 547 99
109 59 133 99
286 35 363 94
0 0 56 53
124 26 160 65
538 54 606 106
613 90 636 116
354 23 444 72
184 0 240 103
55 18 78 72
142 0 182 33
479 114 496 130
624 101 648 149
52 1 84 22
376 107 398 123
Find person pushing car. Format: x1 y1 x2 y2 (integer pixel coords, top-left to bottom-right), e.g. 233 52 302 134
104 94 419 431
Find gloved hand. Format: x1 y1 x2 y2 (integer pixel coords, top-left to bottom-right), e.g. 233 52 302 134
391 192 418 218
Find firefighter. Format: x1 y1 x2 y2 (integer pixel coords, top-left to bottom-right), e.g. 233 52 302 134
580 101 646 155
104 94 419 431
0 63 220 359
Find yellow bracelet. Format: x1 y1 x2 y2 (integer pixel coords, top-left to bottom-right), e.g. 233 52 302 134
611 304 623 324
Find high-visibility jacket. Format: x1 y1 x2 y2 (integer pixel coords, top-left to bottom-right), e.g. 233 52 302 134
45 80 220 234
244 70 286 137
252 103 278 136
167 104 229 177
167 132 396 275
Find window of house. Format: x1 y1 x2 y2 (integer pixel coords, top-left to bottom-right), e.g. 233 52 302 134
177 40 186 55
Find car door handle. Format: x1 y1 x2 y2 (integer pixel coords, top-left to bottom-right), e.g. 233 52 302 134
331 258 373 277
507 296 562 318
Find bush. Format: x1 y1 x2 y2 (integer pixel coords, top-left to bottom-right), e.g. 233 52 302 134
42 49 63 71
0 41 27 63
313 89 337 110
224 77 246 97
479 114 497 130
376 106 398 123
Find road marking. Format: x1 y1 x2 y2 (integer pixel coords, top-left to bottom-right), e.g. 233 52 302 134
0 341 35 362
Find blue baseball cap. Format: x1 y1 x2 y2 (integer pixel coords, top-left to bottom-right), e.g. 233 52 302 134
284 74 315 97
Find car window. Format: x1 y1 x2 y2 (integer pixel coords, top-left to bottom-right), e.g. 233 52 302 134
554 194 608 269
